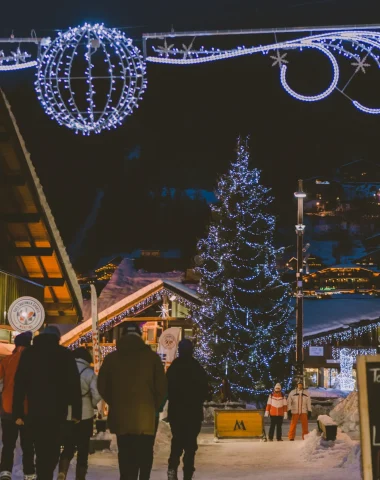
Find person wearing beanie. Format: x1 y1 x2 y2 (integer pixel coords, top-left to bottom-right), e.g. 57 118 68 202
98 322 167 480
166 339 209 480
0 332 35 480
57 348 101 480
13 326 82 480
287 379 312 441
264 383 288 442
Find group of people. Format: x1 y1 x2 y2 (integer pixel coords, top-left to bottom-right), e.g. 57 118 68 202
265 380 312 442
0 322 209 480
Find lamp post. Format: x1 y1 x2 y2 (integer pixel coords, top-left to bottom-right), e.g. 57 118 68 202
294 180 306 378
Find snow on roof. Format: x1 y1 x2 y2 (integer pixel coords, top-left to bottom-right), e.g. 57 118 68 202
163 280 200 301
2 91 83 312
301 295 380 337
81 258 183 320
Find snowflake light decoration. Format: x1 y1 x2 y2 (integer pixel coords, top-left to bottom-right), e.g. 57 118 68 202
35 23 147 135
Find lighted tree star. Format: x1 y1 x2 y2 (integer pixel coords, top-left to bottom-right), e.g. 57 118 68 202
270 50 289 68
351 55 371 74
157 39 175 58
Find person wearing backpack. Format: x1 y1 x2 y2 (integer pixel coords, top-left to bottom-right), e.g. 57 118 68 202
264 383 288 442
57 348 101 480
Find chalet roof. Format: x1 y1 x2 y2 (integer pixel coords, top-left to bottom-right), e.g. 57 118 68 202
0 90 82 324
339 159 380 169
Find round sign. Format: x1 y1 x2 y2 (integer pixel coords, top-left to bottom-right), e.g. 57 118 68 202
161 333 176 350
7 296 45 333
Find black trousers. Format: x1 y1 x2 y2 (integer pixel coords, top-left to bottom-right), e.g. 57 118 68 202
30 417 63 480
0 417 35 475
60 418 93 468
268 416 284 440
168 421 202 476
117 433 155 480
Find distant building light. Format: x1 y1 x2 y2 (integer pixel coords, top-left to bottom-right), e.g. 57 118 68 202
294 192 307 198
316 180 330 185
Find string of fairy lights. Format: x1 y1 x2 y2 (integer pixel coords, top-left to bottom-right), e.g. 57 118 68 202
2 25 380 134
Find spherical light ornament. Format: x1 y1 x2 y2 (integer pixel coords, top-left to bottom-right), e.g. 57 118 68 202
35 24 147 135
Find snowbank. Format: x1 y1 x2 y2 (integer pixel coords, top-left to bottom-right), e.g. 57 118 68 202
302 429 360 472
330 392 359 433
309 388 348 399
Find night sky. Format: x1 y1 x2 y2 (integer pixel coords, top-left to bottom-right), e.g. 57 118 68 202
2 0 380 266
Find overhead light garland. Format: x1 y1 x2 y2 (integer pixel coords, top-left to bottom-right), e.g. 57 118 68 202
35 23 146 135
331 346 376 360
304 320 380 346
145 29 380 114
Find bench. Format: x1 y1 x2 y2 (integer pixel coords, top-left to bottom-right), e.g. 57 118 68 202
317 414 338 441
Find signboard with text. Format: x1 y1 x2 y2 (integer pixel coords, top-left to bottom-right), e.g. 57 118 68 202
309 346 324 356
214 410 265 439
7 296 45 333
357 355 380 480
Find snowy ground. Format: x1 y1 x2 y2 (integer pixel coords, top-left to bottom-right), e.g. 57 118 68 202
56 422 361 480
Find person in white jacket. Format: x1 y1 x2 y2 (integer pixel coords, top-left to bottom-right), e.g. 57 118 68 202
57 348 102 480
287 379 312 441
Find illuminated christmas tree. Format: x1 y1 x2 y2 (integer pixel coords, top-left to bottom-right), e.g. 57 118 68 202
193 137 293 401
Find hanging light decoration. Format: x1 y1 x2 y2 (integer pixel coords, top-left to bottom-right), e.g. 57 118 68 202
35 23 147 135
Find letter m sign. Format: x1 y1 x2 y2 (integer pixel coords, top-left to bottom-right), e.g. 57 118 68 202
234 420 246 431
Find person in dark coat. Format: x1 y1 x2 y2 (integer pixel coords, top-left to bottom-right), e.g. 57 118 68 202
0 331 35 480
167 339 209 480
13 326 82 480
98 323 167 480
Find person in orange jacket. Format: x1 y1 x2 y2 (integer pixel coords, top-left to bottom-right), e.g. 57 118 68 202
287 379 312 441
264 383 288 441
0 331 35 480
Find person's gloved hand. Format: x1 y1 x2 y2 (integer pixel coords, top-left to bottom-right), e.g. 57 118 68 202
308 411 312 420
284 412 288 420
264 411 269 417
288 410 292 420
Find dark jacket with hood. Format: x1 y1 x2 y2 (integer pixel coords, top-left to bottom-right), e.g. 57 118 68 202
97 334 167 436
167 355 208 424
13 334 82 421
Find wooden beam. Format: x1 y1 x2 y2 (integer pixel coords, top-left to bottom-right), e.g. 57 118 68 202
0 213 41 223
0 174 25 186
44 302 74 311
10 247 53 256
122 317 177 322
37 278 65 287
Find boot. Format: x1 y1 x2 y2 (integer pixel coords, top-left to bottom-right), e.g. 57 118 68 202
57 457 71 480
168 469 178 480
24 476 37 480
76 465 88 480
183 471 195 480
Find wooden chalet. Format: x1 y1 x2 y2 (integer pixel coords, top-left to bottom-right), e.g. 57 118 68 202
0 90 82 331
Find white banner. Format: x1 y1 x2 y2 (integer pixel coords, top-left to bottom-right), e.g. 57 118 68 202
157 327 181 370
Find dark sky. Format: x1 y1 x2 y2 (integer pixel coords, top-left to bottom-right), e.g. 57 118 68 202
1 0 380 253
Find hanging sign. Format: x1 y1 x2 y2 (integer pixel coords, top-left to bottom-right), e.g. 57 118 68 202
357 354 380 480
7 296 45 333
157 327 181 370
309 346 324 356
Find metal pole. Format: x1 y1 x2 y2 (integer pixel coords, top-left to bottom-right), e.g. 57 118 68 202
294 180 306 379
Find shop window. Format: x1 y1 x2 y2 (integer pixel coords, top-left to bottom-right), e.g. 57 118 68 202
305 368 319 387
323 368 339 388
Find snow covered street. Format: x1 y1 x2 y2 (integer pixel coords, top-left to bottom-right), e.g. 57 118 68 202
58 422 361 480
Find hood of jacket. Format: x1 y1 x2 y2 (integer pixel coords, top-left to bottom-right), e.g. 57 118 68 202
76 358 91 369
116 334 147 355
33 334 60 350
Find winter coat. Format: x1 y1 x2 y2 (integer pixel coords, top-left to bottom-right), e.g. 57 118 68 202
167 356 209 424
75 358 102 420
265 392 287 417
13 334 82 422
98 334 167 436
287 388 312 415
0 346 28 416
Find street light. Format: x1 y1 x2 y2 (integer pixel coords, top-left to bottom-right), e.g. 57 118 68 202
294 179 306 379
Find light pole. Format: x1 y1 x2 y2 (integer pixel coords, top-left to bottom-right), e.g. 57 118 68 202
294 180 306 379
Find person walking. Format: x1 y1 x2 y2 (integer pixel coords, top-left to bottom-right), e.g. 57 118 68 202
0 331 35 480
167 339 209 480
13 326 82 480
264 383 288 442
58 347 102 480
287 379 312 441
98 323 167 480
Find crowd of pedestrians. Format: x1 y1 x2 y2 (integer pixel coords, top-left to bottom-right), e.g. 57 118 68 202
0 323 209 480
0 323 310 480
